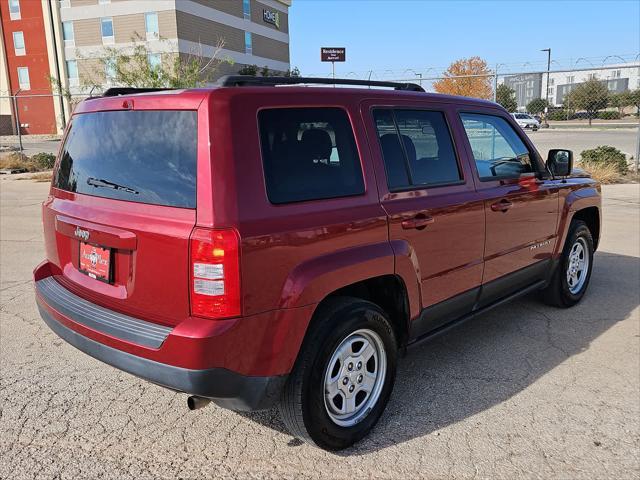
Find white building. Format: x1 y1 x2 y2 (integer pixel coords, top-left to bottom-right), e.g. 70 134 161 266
502 62 640 109
546 63 640 107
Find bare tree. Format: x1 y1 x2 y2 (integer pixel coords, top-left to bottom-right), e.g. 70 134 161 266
79 35 232 91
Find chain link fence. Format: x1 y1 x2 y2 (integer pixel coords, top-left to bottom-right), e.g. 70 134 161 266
2 65 639 176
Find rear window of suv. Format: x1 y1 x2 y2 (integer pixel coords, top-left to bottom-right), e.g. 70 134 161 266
258 107 365 204
54 110 197 208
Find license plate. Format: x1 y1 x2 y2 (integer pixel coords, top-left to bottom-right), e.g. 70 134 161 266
79 242 111 283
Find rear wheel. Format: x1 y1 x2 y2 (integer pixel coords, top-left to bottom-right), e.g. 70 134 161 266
278 297 397 450
541 220 594 307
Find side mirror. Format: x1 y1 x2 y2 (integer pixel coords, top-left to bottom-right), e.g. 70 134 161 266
547 149 573 177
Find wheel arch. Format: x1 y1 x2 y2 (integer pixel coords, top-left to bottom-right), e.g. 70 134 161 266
572 206 600 250
307 274 411 349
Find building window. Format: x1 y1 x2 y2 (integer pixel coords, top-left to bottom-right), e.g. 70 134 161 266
148 53 161 70
66 60 79 86
612 70 621 78
12 31 25 56
549 78 554 86
245 31 252 54
548 87 554 96
8 0 20 20
59 0 70 8
243 0 250 19
62 21 74 45
17 67 30 90
105 60 116 82
588 73 597 80
145 12 159 40
566 75 575 84
101 18 114 44
98 0 110 4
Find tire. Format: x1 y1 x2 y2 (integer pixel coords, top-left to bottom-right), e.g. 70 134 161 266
541 220 594 307
278 296 397 450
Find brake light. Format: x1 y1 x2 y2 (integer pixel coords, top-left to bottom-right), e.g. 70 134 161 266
189 227 241 319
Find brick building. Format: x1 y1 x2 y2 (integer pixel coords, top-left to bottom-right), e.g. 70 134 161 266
1 0 291 134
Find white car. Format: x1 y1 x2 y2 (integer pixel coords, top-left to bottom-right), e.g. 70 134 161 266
511 113 540 131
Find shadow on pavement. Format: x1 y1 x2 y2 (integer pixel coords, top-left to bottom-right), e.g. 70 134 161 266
241 251 639 454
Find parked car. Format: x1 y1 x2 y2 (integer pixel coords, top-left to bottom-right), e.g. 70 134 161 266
511 112 540 130
35 77 601 451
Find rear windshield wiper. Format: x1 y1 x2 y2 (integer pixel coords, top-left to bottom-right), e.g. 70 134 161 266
87 177 139 195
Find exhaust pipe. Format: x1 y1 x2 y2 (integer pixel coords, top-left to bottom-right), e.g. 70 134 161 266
187 396 211 410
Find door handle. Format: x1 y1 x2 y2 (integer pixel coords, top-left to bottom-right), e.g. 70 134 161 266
491 199 513 212
401 215 434 230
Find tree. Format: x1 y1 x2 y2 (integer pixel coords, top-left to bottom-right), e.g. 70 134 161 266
284 66 301 78
81 36 231 90
495 84 517 112
611 89 640 116
629 89 640 116
609 91 628 115
237 64 259 76
432 57 492 99
526 98 549 115
260 65 271 77
563 79 610 126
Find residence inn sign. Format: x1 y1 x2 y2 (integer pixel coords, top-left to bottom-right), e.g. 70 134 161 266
321 48 346 62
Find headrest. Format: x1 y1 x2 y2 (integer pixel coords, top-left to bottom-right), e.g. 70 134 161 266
400 134 416 163
380 133 417 164
301 129 333 162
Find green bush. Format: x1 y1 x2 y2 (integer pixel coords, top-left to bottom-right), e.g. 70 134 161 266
596 111 621 120
31 152 56 170
580 145 628 174
547 110 571 121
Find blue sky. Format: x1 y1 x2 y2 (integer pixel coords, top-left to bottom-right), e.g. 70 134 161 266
288 0 640 78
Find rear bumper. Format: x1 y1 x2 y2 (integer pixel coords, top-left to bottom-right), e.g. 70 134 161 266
34 264 315 411
37 303 285 410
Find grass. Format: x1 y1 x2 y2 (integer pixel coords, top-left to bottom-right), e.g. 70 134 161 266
0 151 55 173
0 152 38 172
578 161 639 184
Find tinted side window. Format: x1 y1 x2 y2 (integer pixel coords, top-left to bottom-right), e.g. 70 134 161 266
372 109 410 190
258 108 365 204
374 109 461 190
460 113 533 180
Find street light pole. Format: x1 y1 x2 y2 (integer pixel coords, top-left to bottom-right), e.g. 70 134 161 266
541 48 551 128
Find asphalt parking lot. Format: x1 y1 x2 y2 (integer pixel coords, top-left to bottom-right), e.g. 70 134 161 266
1 177 638 479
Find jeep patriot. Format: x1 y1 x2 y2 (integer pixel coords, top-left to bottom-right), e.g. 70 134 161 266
34 76 601 450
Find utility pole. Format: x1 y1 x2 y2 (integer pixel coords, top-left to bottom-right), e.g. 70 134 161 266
12 89 23 152
493 64 498 102
541 48 551 127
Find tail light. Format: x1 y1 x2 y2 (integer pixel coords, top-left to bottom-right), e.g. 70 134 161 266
189 227 241 319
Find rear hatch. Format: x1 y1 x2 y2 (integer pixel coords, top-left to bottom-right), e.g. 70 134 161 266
43 93 205 327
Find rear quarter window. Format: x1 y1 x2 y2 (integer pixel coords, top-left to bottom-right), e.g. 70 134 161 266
55 110 197 208
258 107 365 204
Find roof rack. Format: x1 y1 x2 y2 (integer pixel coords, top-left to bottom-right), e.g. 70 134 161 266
102 87 175 97
217 75 425 92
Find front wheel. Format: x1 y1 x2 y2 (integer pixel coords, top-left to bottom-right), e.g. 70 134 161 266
541 220 594 307
278 297 397 450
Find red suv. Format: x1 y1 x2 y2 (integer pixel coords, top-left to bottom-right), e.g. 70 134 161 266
35 76 601 450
